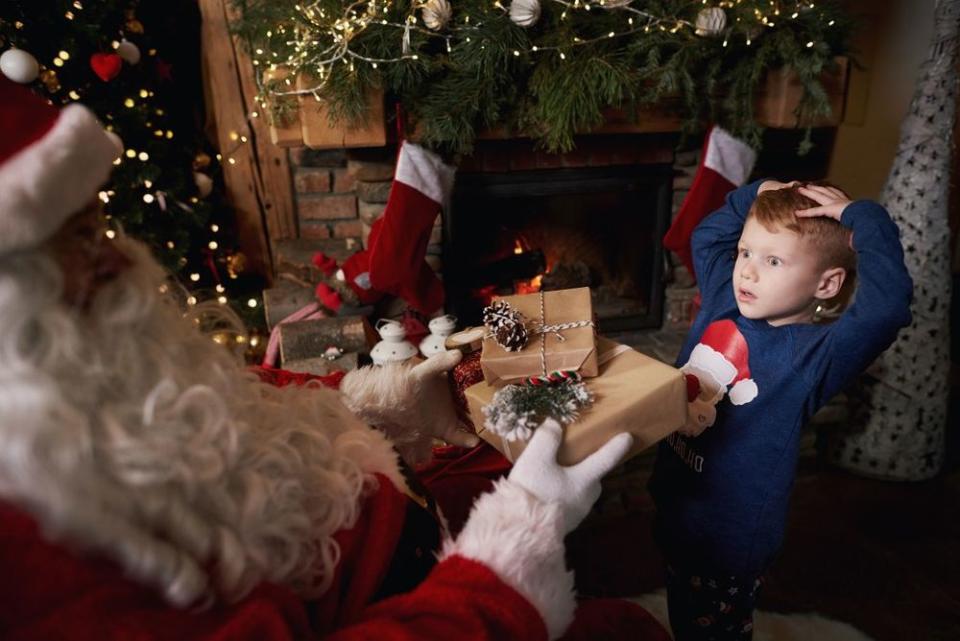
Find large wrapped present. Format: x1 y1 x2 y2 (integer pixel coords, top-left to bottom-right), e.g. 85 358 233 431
480 287 598 386
466 337 686 466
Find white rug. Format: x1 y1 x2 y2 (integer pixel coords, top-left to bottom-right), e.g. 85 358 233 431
633 591 876 641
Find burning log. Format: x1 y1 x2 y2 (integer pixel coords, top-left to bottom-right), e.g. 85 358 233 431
467 249 546 289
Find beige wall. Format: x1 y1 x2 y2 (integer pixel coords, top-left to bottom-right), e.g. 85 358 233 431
827 0 936 199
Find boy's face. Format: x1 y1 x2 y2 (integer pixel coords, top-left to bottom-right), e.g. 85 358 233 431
733 217 837 326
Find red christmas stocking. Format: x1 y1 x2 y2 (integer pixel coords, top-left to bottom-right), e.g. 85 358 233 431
663 125 756 282
368 141 456 315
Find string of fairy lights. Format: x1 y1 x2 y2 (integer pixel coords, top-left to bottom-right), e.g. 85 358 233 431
247 0 835 104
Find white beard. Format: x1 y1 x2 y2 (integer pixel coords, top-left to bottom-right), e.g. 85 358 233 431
0 238 399 607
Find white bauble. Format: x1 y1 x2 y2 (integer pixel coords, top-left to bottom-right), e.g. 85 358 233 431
194 172 213 198
694 7 727 37
509 0 541 28
422 0 452 31
116 39 141 65
0 48 40 84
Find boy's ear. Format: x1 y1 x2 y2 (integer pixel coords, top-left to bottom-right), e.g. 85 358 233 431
814 267 846 300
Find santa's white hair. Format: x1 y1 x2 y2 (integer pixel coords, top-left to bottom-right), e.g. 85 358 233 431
0 236 400 607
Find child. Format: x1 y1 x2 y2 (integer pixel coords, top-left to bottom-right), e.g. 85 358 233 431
648 180 913 640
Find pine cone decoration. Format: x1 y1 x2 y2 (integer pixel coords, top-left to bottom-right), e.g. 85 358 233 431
483 300 529 352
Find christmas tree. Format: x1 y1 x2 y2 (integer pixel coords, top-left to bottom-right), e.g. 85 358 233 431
0 0 267 329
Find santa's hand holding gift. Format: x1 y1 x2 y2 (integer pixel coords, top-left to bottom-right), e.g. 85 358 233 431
0 75 670 641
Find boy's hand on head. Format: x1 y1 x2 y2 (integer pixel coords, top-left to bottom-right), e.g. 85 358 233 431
758 180 800 194
796 184 852 222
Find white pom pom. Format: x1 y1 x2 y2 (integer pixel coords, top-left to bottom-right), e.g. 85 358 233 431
728 378 758 406
116 40 141 65
509 0 541 28
105 130 125 159
422 0 452 31
0 48 40 84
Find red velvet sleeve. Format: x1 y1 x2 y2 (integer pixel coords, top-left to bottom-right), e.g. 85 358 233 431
326 556 547 641
0 490 547 641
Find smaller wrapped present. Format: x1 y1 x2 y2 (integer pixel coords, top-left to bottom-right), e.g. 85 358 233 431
480 287 598 386
466 338 687 465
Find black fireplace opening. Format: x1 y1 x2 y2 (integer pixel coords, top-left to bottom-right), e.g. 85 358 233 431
443 164 673 333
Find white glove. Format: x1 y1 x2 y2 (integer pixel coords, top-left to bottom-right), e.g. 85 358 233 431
409 350 479 448
507 419 633 534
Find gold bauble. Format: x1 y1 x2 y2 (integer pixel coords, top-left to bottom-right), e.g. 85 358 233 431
193 151 212 170
226 252 247 278
39 69 60 92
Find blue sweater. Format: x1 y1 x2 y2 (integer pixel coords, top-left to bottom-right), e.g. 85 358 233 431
648 180 913 577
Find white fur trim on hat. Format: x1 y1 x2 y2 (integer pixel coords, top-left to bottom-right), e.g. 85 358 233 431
0 104 118 254
686 343 738 387
728 378 758 405
440 478 576 640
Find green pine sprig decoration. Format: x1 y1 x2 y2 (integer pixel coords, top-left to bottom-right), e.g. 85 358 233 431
231 0 854 156
483 376 593 442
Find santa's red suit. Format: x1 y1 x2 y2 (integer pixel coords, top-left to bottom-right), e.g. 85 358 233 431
0 73 668 641
0 372 669 641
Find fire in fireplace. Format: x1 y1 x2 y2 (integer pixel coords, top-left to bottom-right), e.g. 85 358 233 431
443 163 673 332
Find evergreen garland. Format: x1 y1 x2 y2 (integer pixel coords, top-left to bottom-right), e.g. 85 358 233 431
231 0 853 155
483 373 593 442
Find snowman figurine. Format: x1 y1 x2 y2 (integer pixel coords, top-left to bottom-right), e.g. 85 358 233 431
370 319 418 366
418 314 457 358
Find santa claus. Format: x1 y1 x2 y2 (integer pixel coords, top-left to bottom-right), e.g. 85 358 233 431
0 76 668 640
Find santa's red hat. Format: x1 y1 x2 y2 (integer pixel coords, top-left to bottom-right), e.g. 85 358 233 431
0 75 120 254
691 319 758 405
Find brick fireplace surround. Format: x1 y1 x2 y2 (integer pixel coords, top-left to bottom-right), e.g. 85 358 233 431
266 128 845 450
274 133 701 351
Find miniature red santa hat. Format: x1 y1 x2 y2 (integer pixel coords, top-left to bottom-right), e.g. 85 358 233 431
0 75 121 254
691 319 758 405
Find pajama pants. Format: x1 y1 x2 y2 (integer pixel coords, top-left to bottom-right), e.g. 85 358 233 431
665 563 763 641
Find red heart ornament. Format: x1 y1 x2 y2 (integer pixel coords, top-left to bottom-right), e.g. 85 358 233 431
90 53 123 82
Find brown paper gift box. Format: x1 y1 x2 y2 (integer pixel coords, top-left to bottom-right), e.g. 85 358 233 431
466 337 687 466
480 287 598 386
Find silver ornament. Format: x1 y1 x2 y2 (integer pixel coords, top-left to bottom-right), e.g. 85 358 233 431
510 0 541 28
694 7 727 37
0 48 40 84
116 39 141 65
421 0 452 31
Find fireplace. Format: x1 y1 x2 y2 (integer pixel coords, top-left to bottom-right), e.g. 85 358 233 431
443 157 673 333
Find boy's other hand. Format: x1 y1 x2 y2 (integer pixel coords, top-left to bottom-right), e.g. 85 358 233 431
758 180 800 193
796 184 852 221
